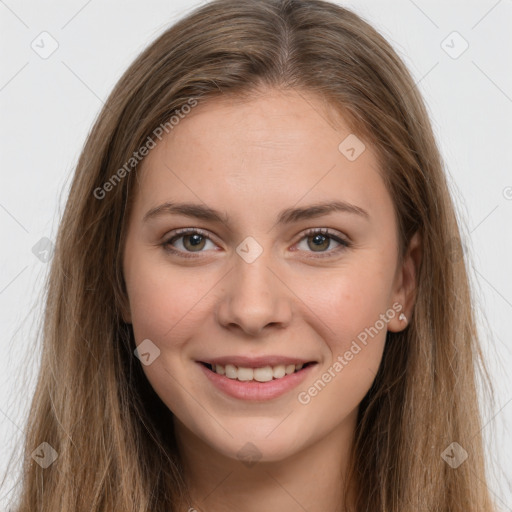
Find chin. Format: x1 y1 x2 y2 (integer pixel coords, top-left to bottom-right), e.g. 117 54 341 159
197 416 316 464
216 436 303 465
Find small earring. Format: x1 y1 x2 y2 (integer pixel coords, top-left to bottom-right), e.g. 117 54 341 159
399 312 407 324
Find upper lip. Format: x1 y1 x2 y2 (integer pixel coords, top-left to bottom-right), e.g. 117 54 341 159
198 356 317 367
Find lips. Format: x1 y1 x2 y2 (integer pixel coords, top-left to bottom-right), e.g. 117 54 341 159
197 359 317 401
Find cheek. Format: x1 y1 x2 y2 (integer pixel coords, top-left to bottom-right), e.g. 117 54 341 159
296 284 390 418
123 254 213 412
124 249 210 343
297 259 394 396
308 260 395 346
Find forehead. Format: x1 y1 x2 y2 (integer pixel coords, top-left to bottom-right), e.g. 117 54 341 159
132 89 393 226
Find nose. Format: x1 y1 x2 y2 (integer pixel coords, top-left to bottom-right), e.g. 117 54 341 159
215 251 293 337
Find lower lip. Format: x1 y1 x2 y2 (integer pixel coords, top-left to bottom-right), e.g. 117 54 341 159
197 362 316 401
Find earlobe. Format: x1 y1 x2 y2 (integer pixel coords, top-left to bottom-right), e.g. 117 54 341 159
388 231 422 332
387 303 408 332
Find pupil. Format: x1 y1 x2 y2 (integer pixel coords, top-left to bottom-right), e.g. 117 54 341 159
183 233 205 251
189 234 202 246
310 234 328 251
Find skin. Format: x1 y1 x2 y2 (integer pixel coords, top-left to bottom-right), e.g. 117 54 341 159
122 88 421 512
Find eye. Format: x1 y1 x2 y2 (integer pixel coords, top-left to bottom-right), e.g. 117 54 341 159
295 228 350 257
163 228 217 258
162 227 350 259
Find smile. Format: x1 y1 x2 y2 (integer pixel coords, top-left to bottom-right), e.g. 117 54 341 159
200 362 314 382
197 359 318 401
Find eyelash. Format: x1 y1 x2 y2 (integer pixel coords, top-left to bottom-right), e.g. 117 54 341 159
162 227 351 259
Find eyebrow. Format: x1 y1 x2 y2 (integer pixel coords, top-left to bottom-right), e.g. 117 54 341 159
142 200 369 226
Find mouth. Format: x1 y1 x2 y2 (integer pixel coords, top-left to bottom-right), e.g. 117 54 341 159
197 359 318 401
198 361 317 383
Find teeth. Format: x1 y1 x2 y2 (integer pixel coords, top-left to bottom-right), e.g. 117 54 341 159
237 366 254 381
254 366 273 382
208 362 307 381
225 364 237 379
272 365 286 379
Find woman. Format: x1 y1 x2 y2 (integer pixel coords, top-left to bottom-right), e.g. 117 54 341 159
11 0 496 510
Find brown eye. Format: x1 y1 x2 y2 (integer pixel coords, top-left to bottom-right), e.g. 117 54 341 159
297 228 350 257
306 233 331 252
181 233 206 252
163 229 216 257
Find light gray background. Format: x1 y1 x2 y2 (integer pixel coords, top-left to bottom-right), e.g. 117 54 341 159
1 0 511 509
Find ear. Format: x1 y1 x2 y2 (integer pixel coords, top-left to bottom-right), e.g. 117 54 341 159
387 231 422 332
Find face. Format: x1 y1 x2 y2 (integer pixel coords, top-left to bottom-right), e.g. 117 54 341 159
122 88 415 463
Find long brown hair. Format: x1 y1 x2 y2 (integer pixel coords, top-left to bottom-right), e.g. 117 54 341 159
9 0 496 510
